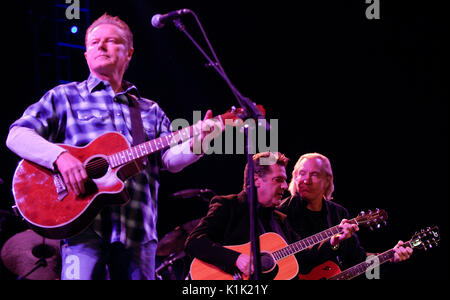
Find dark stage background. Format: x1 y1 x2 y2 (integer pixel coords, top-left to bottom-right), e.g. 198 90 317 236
0 0 447 280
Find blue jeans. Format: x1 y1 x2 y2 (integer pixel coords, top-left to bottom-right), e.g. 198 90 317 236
60 228 156 280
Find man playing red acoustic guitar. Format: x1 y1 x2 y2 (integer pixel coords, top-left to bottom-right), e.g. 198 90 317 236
6 14 221 280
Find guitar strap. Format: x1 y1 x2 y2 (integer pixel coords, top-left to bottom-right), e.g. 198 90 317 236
127 93 150 170
127 94 147 146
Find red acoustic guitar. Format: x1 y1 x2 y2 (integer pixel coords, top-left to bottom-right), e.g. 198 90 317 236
12 106 264 240
299 226 440 280
189 209 387 280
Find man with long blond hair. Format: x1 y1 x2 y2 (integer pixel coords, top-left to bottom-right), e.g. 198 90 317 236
280 153 413 278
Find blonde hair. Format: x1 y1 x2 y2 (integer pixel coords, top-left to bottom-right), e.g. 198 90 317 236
288 153 335 201
85 13 134 49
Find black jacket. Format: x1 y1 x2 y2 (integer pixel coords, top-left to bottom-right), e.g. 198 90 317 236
185 191 298 276
279 194 367 274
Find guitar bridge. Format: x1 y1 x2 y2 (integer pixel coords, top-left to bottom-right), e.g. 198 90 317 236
53 173 68 201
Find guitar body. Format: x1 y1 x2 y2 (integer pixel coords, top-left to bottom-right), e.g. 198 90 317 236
11 106 269 240
189 208 388 280
298 261 341 280
189 232 299 280
12 132 137 240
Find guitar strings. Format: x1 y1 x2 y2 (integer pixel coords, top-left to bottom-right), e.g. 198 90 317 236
81 128 196 174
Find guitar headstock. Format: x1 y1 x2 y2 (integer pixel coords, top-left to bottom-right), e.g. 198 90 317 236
409 226 440 251
221 105 266 127
355 208 388 231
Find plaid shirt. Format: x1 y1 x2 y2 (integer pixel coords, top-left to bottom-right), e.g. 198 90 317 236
11 74 172 247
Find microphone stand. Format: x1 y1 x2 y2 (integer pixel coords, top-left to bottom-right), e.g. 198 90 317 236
155 251 186 280
171 12 266 279
17 257 47 280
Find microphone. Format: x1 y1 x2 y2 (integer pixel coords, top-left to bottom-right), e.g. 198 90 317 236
155 251 186 274
151 9 192 29
172 188 215 199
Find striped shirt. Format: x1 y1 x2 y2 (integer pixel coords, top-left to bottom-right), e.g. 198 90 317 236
9 74 191 246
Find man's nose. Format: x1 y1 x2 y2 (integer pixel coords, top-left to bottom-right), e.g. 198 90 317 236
97 39 107 50
300 175 312 185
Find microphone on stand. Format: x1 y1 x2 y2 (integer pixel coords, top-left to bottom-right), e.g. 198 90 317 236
172 188 215 199
151 9 192 29
152 8 265 280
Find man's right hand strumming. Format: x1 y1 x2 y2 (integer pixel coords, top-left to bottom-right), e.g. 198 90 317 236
55 152 88 196
235 253 253 277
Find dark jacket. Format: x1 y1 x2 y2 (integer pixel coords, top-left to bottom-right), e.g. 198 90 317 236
185 191 298 276
279 194 367 274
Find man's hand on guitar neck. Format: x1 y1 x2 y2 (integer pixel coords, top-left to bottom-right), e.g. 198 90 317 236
55 152 88 196
330 219 359 248
391 240 413 263
190 110 224 155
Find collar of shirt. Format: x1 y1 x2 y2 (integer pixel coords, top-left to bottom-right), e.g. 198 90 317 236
86 73 141 104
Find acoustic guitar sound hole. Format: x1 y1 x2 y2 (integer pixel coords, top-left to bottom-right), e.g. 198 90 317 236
85 157 109 179
260 252 276 273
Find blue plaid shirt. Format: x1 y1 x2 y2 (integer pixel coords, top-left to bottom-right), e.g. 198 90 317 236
11 74 172 246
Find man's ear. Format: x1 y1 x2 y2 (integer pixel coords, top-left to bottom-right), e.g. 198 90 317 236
127 47 134 60
254 174 261 188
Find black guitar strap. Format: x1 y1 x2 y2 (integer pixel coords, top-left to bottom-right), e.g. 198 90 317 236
127 93 150 172
127 94 146 146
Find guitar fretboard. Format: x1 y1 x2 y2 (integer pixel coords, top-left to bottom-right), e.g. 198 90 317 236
271 219 357 261
328 241 412 280
106 122 204 168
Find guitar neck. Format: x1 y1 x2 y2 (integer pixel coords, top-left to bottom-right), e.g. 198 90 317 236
271 219 358 261
328 241 412 280
106 116 224 168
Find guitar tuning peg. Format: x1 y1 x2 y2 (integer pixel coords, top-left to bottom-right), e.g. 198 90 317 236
383 221 387 227
376 224 381 229
231 106 236 112
369 226 374 231
360 211 365 216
